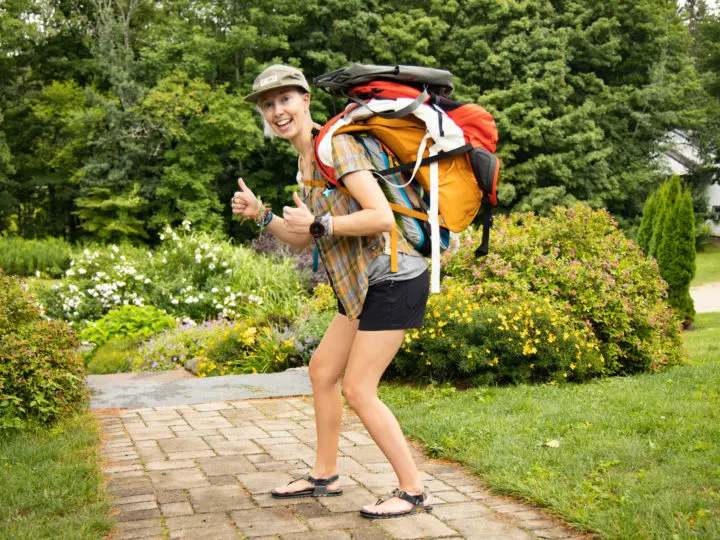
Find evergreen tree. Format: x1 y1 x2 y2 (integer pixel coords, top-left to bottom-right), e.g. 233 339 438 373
655 182 696 326
636 190 657 255
649 177 683 258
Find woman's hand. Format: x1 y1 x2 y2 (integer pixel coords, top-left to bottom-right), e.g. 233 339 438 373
231 178 261 218
283 191 315 234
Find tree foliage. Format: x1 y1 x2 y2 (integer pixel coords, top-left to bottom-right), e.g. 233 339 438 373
0 0 713 242
637 175 696 325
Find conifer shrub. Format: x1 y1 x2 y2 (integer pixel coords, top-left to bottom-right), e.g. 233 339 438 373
636 177 697 325
393 205 687 385
0 271 86 434
655 186 696 325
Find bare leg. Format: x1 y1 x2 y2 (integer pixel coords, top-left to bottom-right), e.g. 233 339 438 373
272 314 358 495
342 330 429 515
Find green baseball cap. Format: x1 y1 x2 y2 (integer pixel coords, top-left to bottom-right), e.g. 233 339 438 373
244 65 310 103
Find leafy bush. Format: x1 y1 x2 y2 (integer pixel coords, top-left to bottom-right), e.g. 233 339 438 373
86 336 140 374
131 318 232 372
194 318 302 376
0 236 73 278
40 222 307 325
293 283 336 362
79 305 176 352
130 317 303 376
0 272 86 434
392 284 605 385
406 205 687 385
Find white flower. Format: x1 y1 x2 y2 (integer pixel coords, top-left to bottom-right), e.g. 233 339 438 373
162 258 167 264
211 287 218 293
208 263 215 270
111 245 119 253
144 278 151 284
78 268 86 274
83 249 90 255
182 219 192 231
159 233 165 240
225 287 231 292
225 269 231 274
171 298 179 305
35 270 40 278
66 268 75 276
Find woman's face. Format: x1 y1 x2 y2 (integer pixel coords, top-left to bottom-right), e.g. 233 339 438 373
258 87 311 141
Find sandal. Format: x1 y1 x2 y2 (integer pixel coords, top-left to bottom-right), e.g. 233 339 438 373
271 474 343 499
360 488 432 519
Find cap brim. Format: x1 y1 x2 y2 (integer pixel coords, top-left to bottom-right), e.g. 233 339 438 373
244 83 309 103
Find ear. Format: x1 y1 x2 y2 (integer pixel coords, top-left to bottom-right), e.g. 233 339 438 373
302 91 311 110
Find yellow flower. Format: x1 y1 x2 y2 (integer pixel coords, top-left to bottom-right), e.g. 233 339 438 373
467 353 473 359
530 363 535 369
425 360 431 365
570 363 576 370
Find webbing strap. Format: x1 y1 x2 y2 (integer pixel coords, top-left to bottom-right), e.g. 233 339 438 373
428 144 441 293
348 89 428 120
303 180 327 188
377 89 428 119
388 203 429 221
390 225 398 273
378 143 472 177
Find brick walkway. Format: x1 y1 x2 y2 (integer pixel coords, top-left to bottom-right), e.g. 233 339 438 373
95 397 587 539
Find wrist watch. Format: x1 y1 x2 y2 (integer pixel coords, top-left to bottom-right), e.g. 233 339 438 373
309 214 331 238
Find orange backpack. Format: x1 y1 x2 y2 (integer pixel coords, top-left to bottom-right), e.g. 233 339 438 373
313 65 500 292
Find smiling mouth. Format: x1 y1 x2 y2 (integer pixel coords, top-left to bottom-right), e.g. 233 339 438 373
276 119 292 128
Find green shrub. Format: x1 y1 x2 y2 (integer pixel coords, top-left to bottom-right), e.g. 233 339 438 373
655 184 696 325
194 318 302 377
0 272 86 434
392 285 605 385
0 237 73 278
434 205 687 383
293 283 336 363
79 305 176 352
40 223 307 325
86 336 140 374
132 318 232 372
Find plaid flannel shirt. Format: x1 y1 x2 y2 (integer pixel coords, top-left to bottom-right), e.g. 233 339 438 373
302 134 415 319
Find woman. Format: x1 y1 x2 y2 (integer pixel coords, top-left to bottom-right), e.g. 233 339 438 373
232 64 431 519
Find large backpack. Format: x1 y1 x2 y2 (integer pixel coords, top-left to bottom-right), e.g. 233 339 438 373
312 64 500 293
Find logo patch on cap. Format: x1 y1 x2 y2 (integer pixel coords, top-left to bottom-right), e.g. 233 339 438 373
259 75 278 87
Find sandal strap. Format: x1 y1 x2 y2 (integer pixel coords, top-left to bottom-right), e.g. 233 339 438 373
392 488 427 507
304 474 339 487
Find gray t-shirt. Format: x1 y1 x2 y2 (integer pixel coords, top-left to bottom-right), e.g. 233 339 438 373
367 252 428 285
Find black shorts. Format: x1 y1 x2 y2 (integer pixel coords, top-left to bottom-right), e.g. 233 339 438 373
337 269 430 331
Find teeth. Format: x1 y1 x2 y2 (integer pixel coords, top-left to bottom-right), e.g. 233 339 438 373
277 119 291 127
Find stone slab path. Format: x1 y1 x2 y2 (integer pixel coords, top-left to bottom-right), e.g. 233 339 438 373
690 282 720 313
95 396 588 540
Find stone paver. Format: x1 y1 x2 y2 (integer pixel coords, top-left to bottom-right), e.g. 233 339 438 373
95 397 587 539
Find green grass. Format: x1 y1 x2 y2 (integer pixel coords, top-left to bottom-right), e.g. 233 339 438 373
382 311 720 539
0 413 113 540
693 243 720 286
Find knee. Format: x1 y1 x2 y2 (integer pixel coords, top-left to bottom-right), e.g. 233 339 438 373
308 354 339 389
342 377 374 411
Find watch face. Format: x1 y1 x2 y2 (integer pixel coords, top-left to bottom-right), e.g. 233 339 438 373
309 221 325 238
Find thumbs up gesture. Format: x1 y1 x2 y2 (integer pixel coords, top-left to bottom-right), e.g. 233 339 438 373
283 191 315 234
231 178 261 218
